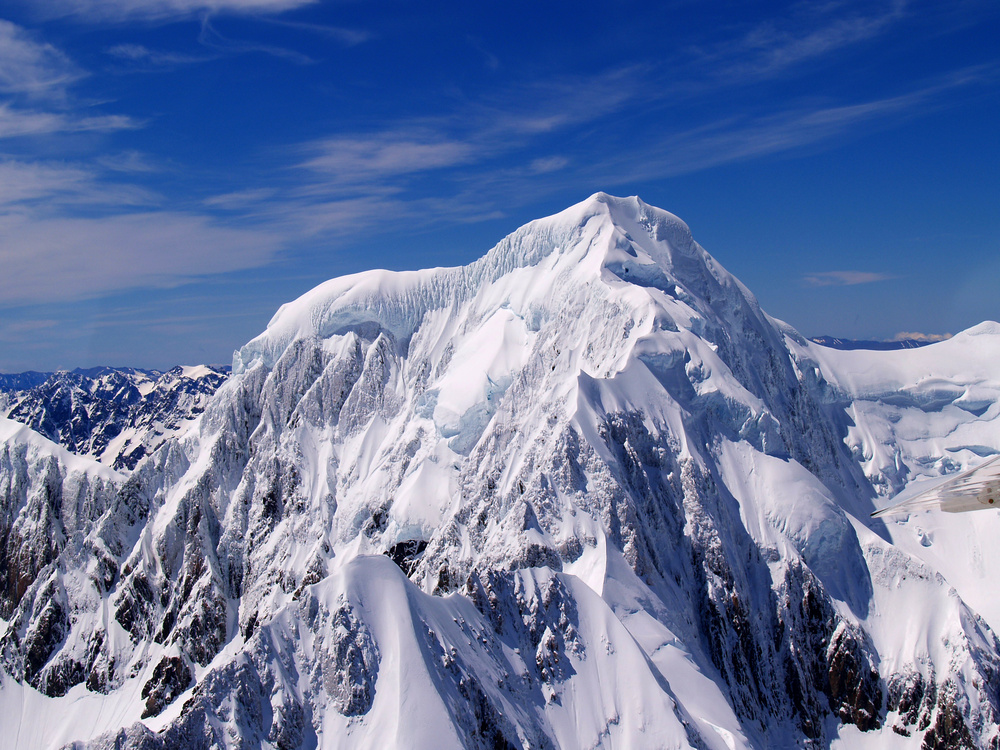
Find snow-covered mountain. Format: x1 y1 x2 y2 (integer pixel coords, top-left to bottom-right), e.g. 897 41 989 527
1 365 229 471
0 372 49 394
2 193 1000 749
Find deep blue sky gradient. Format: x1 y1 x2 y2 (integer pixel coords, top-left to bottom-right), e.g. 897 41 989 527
0 0 997 371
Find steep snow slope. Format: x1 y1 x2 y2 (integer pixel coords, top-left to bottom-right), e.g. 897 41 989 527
788 327 1000 730
2 193 1000 749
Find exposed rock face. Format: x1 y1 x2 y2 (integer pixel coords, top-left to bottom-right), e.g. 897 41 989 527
2 365 228 471
3 194 1000 748
141 656 193 719
0 419 121 702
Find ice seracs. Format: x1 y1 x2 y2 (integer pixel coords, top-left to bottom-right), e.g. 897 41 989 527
2 193 1000 748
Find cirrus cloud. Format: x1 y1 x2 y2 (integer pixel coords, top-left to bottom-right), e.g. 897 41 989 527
28 0 317 23
0 211 284 305
0 19 81 98
802 270 896 287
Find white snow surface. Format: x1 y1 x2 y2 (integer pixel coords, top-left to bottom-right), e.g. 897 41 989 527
0 417 122 484
4 193 1000 749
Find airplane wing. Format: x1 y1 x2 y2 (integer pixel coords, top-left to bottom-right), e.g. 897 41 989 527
871 455 1000 518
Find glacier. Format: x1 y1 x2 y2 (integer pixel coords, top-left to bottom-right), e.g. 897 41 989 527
2 193 1000 748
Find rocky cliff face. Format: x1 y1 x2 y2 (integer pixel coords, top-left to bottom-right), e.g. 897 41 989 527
2 194 1000 749
0 419 122 697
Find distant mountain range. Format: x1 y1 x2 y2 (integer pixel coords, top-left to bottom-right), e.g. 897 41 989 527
0 364 229 470
0 370 52 392
809 335 942 351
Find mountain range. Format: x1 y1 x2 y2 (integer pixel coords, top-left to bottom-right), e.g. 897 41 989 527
0 366 229 471
2 193 999 749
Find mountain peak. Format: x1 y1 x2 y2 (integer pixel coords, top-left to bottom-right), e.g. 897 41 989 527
515 192 698 271
235 194 729 375
584 191 693 241
7 195 1000 748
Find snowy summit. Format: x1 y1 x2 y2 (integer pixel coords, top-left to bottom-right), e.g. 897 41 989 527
3 194 1000 749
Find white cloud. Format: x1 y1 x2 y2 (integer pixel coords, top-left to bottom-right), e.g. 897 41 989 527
196 16 315 63
105 43 209 67
0 160 93 205
699 0 909 82
0 318 60 343
0 159 155 207
0 19 81 98
0 156 280 305
0 102 138 139
0 211 284 304
802 271 895 286
585 64 998 183
0 23 247 307
95 150 159 173
0 21 139 140
474 66 646 137
301 135 476 183
528 156 569 174
288 195 414 236
204 187 278 209
39 0 317 23
263 19 371 47
285 68 645 209
660 95 919 174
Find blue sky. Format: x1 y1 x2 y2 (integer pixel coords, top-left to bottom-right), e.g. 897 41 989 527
0 0 997 372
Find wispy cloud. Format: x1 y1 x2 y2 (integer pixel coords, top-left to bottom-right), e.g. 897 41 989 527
0 19 289 309
105 43 210 68
197 16 314 63
0 102 138 138
0 160 95 206
0 159 156 208
657 94 921 175
0 20 141 140
0 211 284 305
191 55 999 245
588 64 999 182
0 318 61 345
34 0 317 23
95 150 160 173
695 0 909 82
802 271 896 286
465 35 500 72
204 187 278 209
259 67 647 228
299 133 477 187
0 154 284 306
271 195 406 237
262 18 371 47
473 66 647 137
528 156 569 174
0 19 81 98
